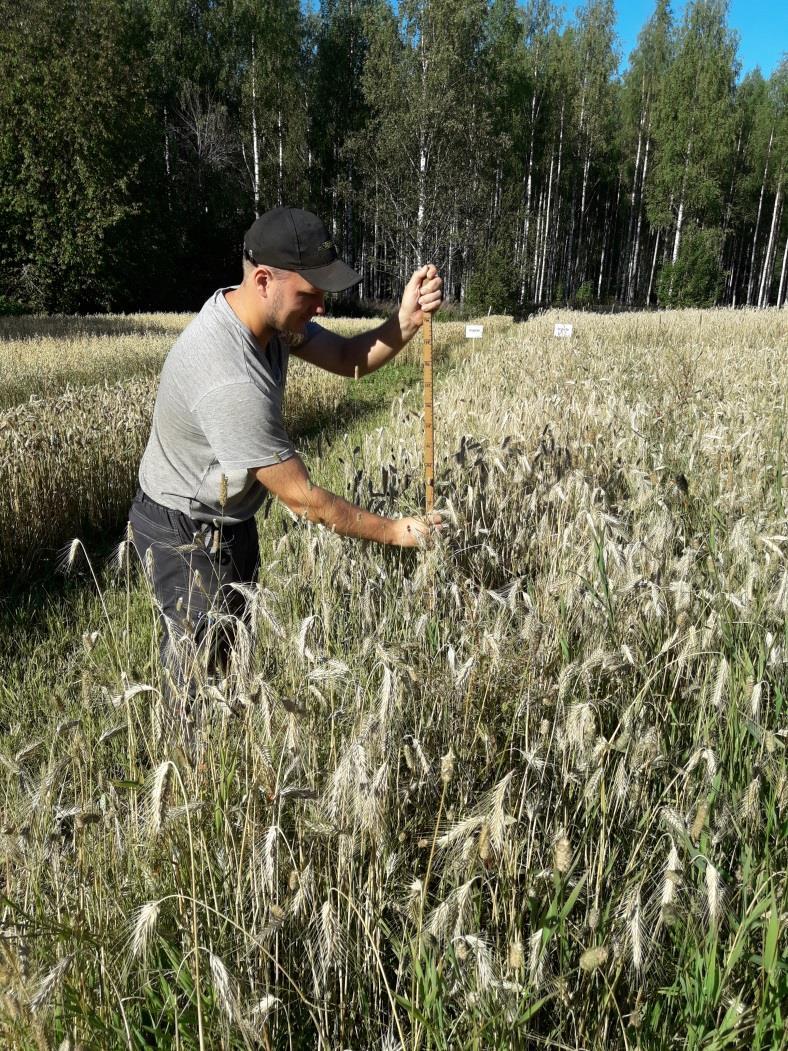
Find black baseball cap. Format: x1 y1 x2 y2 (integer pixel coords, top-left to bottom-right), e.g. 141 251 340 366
243 207 361 293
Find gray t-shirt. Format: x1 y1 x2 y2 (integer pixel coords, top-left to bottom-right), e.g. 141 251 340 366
140 287 309 524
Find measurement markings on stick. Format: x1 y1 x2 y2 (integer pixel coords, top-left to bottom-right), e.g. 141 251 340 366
423 311 435 513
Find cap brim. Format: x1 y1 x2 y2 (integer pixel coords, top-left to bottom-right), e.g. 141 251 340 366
297 258 362 293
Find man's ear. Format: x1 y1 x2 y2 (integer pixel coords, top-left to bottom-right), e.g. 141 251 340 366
253 266 275 298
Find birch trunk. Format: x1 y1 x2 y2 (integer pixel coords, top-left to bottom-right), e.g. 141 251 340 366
539 104 563 304
447 197 457 300
628 132 650 304
777 232 788 308
729 231 746 305
417 137 427 260
577 143 592 287
277 109 283 206
346 157 354 267
721 126 743 241
672 198 684 265
597 195 609 302
251 38 260 215
521 95 537 302
598 177 620 301
671 140 692 273
758 179 783 308
519 213 528 303
624 110 645 300
163 106 171 208
647 230 660 305
747 128 773 305
536 172 551 304
359 227 366 301
533 185 546 302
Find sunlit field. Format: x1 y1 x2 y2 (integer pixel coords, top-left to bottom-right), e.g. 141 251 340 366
0 313 511 579
0 309 786 1050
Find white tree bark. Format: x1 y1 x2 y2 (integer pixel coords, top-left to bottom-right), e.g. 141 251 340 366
758 179 783 308
417 139 427 260
598 177 620 301
163 105 171 209
628 133 650 303
671 139 693 273
777 230 788 308
277 109 283 206
538 103 563 304
672 198 684 265
521 90 537 302
624 110 644 301
597 195 609 301
373 174 379 300
747 128 773 305
536 172 550 304
533 184 546 302
251 37 260 216
647 230 660 304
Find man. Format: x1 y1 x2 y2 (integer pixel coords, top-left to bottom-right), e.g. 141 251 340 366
129 206 443 699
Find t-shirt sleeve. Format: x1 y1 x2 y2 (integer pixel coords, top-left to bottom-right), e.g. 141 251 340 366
302 320 324 346
192 381 295 469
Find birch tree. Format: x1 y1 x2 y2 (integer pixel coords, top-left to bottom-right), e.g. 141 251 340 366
356 0 494 297
755 60 787 305
233 0 309 216
620 0 673 303
648 0 738 304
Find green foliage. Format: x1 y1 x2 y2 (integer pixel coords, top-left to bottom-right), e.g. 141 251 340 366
647 0 737 233
0 0 157 312
0 294 29 316
573 279 594 307
0 0 784 311
658 226 725 306
464 240 519 314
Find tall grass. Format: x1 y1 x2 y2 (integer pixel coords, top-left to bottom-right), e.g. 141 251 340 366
0 308 786 1049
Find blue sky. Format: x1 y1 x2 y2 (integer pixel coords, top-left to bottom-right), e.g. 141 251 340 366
306 1 786 80
615 0 786 77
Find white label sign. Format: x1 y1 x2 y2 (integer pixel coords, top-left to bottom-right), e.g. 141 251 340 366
465 324 484 339
554 323 573 338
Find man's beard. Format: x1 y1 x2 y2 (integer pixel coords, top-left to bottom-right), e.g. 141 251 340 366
276 327 307 348
269 284 307 347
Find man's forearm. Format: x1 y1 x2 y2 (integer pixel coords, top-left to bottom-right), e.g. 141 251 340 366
291 483 398 543
345 310 419 376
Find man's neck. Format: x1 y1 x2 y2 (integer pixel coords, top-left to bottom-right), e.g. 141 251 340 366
224 285 274 348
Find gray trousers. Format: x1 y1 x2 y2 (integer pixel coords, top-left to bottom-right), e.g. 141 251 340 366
128 489 260 698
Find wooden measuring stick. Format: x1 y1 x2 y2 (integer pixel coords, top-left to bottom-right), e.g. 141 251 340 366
423 311 435 513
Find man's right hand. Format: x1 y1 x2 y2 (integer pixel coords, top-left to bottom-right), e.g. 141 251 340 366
390 513 444 547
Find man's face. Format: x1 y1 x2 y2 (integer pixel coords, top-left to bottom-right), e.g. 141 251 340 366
268 270 326 334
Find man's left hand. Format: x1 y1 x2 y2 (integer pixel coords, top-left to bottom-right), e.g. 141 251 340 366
399 264 443 336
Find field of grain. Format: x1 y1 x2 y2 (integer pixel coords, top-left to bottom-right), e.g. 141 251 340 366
0 309 786 1050
0 313 512 580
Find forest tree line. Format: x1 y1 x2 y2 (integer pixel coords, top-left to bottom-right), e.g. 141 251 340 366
0 0 786 315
